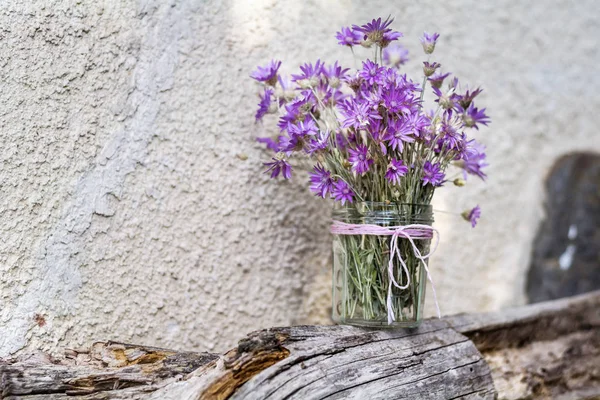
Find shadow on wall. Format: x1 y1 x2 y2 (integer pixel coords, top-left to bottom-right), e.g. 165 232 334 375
527 152 600 303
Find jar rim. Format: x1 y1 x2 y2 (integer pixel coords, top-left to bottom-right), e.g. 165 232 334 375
334 202 433 210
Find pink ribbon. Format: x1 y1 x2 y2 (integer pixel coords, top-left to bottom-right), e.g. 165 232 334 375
331 220 441 324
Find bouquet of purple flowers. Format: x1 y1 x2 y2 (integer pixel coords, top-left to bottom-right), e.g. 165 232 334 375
252 17 489 326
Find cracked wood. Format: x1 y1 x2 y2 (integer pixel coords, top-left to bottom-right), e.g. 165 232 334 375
2 290 599 399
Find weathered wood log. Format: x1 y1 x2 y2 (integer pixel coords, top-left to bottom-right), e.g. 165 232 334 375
2 290 599 400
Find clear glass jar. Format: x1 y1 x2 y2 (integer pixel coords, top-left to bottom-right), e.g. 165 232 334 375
332 202 434 328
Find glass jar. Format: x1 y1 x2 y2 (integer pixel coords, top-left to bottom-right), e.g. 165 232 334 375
331 202 434 328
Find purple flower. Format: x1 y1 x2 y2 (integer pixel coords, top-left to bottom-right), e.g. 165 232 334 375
422 161 445 186
251 60 281 86
276 134 301 153
423 61 441 77
457 87 483 109
358 60 385 86
382 85 415 115
306 130 330 155
332 179 354 205
256 136 279 151
420 32 440 54
385 158 408 184
462 205 481 228
277 93 316 130
460 104 490 129
382 67 400 86
288 119 318 138
324 61 350 89
291 60 324 86
335 131 349 150
348 144 373 175
428 71 451 89
309 164 334 198
383 44 409 68
395 73 421 92
384 119 416 152
433 86 457 110
462 140 488 180
255 88 273 121
335 26 362 47
366 119 388 154
440 115 466 150
339 98 382 129
264 156 292 179
407 113 431 138
353 17 403 47
343 74 364 93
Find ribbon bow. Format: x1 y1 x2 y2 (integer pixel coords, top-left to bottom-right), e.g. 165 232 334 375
330 220 440 324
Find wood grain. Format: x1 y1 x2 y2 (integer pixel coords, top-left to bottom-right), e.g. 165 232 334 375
2 290 599 400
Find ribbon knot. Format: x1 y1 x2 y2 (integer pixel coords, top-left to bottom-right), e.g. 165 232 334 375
330 220 441 324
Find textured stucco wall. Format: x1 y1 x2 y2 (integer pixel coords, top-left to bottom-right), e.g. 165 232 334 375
1 0 599 357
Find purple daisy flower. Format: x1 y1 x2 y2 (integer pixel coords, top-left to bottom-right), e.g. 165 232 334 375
383 44 409 68
420 32 440 54
423 61 441 77
291 60 325 86
339 98 382 129
382 85 414 115
462 205 481 228
288 118 318 138
395 73 421 92
309 164 334 198
457 87 483 109
358 60 385 86
433 86 458 110
324 61 350 89
255 88 273 121
428 71 451 89
335 26 363 47
353 16 403 47
422 161 445 186
306 130 330 155
332 179 354 205
406 113 431 138
276 134 301 153
251 60 282 86
440 114 466 150
256 136 279 151
348 144 373 175
462 140 488 180
384 119 416 152
335 131 349 150
277 93 317 131
343 74 365 93
460 103 490 129
385 158 408 185
264 156 292 179
382 67 400 87
366 119 388 154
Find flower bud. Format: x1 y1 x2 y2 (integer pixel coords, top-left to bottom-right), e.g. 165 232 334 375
453 178 466 187
329 76 341 89
423 62 441 77
420 32 440 55
460 210 470 221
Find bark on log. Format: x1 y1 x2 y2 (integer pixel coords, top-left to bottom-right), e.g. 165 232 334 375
2 290 599 400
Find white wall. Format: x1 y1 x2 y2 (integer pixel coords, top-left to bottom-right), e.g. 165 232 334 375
1 0 599 356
